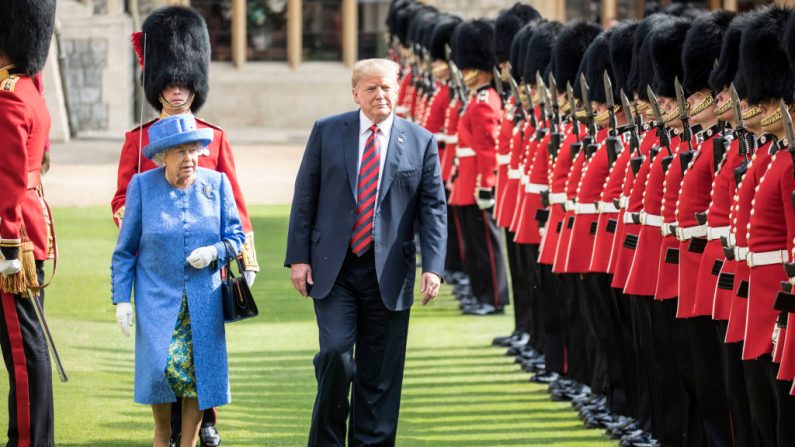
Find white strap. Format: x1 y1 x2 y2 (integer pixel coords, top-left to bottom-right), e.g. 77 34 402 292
396 105 409 114
525 183 549 194
619 195 629 209
507 169 521 179
497 154 511 165
707 226 730 241
575 203 599 214
623 212 636 224
734 246 749 261
598 201 619 213
549 192 567 205
747 249 787 268
446 134 458 145
676 224 708 241
435 133 446 143
520 174 529 185
661 223 675 237
565 200 575 211
456 147 475 157
640 211 663 227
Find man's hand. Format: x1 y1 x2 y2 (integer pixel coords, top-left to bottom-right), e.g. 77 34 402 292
115 303 133 337
0 259 20 276
420 272 441 305
290 263 314 297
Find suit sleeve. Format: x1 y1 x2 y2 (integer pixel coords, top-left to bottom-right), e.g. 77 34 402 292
111 131 141 228
215 130 259 271
0 93 30 260
111 175 142 304
284 121 322 267
417 135 447 277
470 101 500 189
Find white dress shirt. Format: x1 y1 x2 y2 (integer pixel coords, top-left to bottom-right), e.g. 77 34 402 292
355 109 393 200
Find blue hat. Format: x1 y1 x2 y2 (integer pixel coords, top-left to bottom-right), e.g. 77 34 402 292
143 114 213 160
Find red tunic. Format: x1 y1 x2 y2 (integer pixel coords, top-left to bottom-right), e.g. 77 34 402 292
514 128 547 245
538 126 575 265
440 97 462 183
421 83 450 183
497 116 533 228
0 74 52 262
510 128 543 233
592 133 631 273
553 148 586 273
448 87 501 207
493 98 516 224
396 71 413 118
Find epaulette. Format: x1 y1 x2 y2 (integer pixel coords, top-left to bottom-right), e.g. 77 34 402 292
195 116 223 131
0 75 20 92
476 89 490 103
128 118 157 132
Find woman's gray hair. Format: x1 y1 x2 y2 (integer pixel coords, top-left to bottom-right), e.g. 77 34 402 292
351 58 400 88
150 141 207 166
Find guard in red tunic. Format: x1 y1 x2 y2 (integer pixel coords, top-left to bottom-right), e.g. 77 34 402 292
110 7 257 446
449 19 509 315
0 1 56 445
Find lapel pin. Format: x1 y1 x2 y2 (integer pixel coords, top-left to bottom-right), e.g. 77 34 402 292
398 136 405 144
203 184 214 199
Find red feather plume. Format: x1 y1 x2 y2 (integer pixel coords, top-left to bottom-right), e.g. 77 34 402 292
131 32 145 69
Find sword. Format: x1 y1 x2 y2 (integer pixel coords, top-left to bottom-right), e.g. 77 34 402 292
27 289 68 382
674 76 693 152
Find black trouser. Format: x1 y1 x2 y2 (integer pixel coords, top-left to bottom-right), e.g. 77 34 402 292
687 316 733 447
768 357 795 446
715 321 754 447
518 244 543 350
538 263 564 373
743 356 776 447
586 273 628 415
559 273 589 384
576 276 608 395
170 403 217 439
308 249 411 447
505 231 530 335
444 200 464 273
457 205 509 307
612 289 638 419
668 304 704 446
0 261 54 447
643 297 668 440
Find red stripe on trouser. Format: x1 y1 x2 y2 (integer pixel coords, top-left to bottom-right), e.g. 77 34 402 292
452 208 465 261
482 211 499 306
1 293 30 445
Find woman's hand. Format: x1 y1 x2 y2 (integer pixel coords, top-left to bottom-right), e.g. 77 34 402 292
187 245 218 269
116 303 134 337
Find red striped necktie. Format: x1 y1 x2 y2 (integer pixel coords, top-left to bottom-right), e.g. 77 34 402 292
351 124 381 256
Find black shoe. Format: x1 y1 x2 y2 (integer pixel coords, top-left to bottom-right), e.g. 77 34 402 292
462 304 504 315
169 436 179 447
492 332 518 347
200 425 221 447
529 370 559 384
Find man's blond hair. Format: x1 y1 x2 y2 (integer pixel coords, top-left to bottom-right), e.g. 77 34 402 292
351 58 400 88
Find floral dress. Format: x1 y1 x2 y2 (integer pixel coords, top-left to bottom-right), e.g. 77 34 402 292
165 293 198 398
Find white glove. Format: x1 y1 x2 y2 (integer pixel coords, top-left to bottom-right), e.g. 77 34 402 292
116 303 133 337
244 270 256 288
0 259 20 276
187 245 218 269
475 187 495 210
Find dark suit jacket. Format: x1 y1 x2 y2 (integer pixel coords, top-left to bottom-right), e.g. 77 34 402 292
285 110 447 311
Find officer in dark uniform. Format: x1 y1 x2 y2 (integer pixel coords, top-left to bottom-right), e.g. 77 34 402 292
0 1 56 445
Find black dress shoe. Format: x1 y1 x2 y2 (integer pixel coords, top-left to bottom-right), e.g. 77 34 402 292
492 332 518 347
529 370 559 384
200 425 222 447
169 437 179 447
462 304 504 315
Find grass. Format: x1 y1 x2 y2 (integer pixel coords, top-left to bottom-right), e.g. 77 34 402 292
0 205 613 446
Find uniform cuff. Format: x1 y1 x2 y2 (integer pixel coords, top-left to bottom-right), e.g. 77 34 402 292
241 232 259 272
0 239 21 261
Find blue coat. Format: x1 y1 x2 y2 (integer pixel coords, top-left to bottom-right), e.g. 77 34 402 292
284 111 447 311
111 167 245 410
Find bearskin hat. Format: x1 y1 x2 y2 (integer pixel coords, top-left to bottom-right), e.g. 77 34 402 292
0 0 55 76
740 6 793 104
407 7 437 48
649 17 691 98
430 15 461 61
386 0 413 36
420 14 440 53
395 2 423 46
453 19 497 72
577 30 615 103
608 21 638 97
495 3 541 62
142 6 211 113
708 13 752 93
783 10 795 90
524 21 561 86
682 10 734 94
509 22 538 81
627 14 666 100
663 2 707 20
551 20 602 94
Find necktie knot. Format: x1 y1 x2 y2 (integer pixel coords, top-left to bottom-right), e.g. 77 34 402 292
369 124 379 135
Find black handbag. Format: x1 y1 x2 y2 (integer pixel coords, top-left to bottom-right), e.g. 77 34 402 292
221 240 259 323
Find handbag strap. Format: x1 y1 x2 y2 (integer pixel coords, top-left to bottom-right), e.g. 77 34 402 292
221 240 246 279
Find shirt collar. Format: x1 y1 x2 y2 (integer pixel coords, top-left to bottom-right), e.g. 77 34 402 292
359 110 394 139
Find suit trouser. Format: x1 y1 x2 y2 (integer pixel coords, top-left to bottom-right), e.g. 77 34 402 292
308 249 410 447
444 201 464 273
559 274 589 384
505 232 531 335
538 263 564 373
687 316 733 447
715 322 755 447
457 205 509 307
0 262 54 447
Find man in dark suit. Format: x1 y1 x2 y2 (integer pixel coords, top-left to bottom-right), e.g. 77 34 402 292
285 58 447 447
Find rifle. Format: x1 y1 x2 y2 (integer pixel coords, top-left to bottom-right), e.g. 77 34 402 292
523 81 538 128
507 73 526 119
621 89 644 177
566 81 583 161
493 66 506 105
647 86 674 172
580 73 599 158
603 71 621 166
674 76 693 152
730 83 750 186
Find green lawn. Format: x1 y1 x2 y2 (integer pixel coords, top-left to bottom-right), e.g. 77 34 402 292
0 205 613 446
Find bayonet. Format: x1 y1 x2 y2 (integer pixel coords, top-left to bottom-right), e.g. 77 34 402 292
508 73 525 117
647 86 671 153
548 74 561 127
493 66 505 103
730 83 749 162
782 100 794 151
604 70 618 136
536 71 549 124
621 88 641 158
675 76 693 151
523 82 538 128
580 73 596 138
567 81 581 143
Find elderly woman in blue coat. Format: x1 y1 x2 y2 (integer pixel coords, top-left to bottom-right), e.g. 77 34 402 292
111 114 245 447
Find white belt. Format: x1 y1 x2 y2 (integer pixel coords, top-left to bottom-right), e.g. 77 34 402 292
640 211 663 227
497 154 511 165
575 203 599 214
661 223 675 237
623 212 636 224
619 195 629 209
457 147 475 157
676 224 708 241
734 246 749 261
727 232 736 246
707 226 730 241
435 132 446 143
747 249 788 268
396 105 409 114
565 200 575 211
525 183 549 194
598 201 619 213
549 192 567 204
507 169 521 179
446 134 458 145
